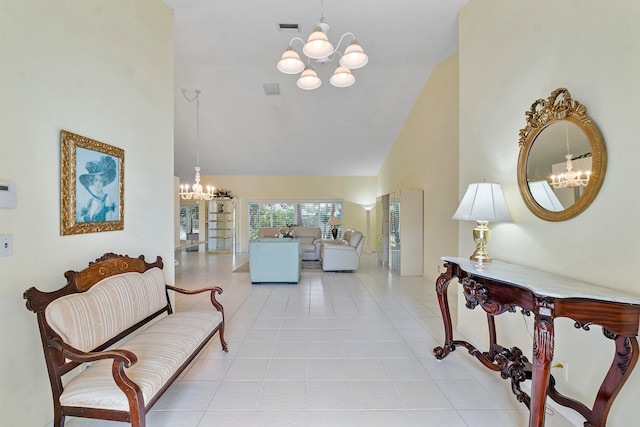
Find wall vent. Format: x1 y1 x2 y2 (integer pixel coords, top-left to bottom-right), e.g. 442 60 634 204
263 83 280 96
278 23 300 32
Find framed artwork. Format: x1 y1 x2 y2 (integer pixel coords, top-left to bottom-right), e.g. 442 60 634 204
60 130 124 235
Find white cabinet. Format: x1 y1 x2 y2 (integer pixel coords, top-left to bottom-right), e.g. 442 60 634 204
378 189 423 276
208 198 235 253
376 194 389 267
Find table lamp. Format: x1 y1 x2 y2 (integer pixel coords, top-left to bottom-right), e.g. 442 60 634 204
452 182 512 263
328 216 341 239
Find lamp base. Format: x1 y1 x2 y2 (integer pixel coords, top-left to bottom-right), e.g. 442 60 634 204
331 228 338 239
469 221 492 263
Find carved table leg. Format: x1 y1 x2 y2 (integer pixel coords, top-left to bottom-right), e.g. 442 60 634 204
587 332 639 427
433 263 455 359
529 298 555 427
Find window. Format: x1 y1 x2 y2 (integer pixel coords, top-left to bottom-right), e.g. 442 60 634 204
248 201 342 240
179 204 199 240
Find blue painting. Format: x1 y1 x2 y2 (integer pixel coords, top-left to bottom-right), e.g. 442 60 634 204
75 147 120 223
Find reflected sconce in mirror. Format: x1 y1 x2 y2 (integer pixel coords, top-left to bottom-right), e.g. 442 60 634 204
517 88 607 221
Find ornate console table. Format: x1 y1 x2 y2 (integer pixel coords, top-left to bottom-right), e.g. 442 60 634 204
433 257 640 427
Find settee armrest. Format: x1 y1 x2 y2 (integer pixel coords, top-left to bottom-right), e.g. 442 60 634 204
49 337 138 367
49 336 144 411
166 285 224 312
166 285 228 352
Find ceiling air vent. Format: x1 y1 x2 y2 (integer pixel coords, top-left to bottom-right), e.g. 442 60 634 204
263 83 280 96
278 23 300 32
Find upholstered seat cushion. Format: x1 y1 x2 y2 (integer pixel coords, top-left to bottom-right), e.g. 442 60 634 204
59 309 222 411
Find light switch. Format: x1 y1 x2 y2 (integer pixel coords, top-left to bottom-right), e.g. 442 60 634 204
0 234 13 257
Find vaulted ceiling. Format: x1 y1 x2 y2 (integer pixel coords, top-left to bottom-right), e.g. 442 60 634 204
164 0 468 179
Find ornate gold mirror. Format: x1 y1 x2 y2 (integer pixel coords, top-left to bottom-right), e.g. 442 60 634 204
517 88 606 221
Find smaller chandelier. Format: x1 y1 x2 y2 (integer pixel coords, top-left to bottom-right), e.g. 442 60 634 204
277 5 368 90
179 89 216 201
180 166 214 200
549 127 591 189
550 154 591 189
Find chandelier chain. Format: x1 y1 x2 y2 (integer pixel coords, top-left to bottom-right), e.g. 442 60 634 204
181 89 201 166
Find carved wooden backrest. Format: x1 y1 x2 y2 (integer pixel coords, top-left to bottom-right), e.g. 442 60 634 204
24 253 163 312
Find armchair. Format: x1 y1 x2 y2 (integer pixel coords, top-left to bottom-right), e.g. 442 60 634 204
321 229 365 271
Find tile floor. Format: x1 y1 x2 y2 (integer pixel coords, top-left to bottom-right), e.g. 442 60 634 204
65 251 577 427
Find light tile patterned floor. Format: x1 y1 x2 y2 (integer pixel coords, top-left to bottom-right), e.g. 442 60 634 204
65 252 577 427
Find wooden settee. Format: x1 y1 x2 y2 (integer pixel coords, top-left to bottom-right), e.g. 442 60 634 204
23 253 227 427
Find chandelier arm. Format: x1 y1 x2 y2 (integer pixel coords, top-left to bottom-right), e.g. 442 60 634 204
332 32 357 55
315 32 356 63
288 37 306 49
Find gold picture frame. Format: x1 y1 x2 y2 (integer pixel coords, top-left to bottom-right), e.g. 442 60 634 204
60 130 124 235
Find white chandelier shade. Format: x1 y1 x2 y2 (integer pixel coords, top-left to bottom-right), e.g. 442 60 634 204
303 24 334 59
297 65 322 90
277 7 368 90
339 41 369 69
330 66 355 88
277 47 305 74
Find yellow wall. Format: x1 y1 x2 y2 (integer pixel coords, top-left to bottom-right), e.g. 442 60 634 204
0 1 174 426
377 55 460 280
459 1 640 424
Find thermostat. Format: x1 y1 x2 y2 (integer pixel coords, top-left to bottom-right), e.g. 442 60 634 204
0 182 16 208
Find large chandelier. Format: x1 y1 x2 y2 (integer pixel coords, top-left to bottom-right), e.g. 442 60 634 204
549 127 591 189
179 89 215 201
276 1 368 90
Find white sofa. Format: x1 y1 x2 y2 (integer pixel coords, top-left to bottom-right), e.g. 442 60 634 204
257 226 322 261
321 229 365 271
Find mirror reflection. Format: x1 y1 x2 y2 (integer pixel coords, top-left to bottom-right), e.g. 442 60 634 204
526 121 591 212
517 88 606 221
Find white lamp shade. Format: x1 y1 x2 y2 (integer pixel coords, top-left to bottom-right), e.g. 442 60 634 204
328 216 341 226
339 41 369 69
330 66 355 87
452 182 512 222
528 181 564 212
277 47 305 74
303 27 334 59
296 65 321 90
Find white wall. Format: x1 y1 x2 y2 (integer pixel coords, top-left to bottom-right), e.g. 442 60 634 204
0 1 174 426
459 1 640 424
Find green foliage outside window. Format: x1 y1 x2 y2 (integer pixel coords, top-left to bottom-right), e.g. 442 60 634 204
248 201 342 240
